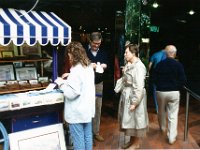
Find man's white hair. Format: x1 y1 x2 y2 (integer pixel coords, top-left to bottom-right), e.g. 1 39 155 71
165 45 177 53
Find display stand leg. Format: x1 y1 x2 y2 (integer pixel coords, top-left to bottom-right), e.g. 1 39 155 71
52 46 58 82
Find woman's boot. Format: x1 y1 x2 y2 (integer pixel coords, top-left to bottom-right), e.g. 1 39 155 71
121 136 135 149
129 137 140 149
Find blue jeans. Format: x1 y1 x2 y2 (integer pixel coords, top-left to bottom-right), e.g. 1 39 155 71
69 122 92 150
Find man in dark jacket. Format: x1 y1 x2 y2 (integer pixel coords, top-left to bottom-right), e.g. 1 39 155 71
85 32 108 144
153 45 186 145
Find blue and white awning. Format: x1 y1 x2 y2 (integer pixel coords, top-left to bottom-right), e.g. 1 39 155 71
0 8 71 46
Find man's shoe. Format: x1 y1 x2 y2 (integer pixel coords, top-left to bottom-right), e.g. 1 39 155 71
169 138 176 145
94 135 104 142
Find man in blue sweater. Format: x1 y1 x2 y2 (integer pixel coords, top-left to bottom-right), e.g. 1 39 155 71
148 49 167 113
85 32 108 144
153 45 186 145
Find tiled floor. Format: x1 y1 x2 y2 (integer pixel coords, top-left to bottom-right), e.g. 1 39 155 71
93 95 200 149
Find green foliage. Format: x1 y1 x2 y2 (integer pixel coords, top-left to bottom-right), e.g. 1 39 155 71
125 0 140 43
125 0 151 44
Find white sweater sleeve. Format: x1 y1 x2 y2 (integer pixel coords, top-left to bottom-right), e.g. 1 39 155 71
60 68 81 100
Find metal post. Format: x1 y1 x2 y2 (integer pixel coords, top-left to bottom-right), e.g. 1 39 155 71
52 46 58 82
184 91 190 141
40 60 44 77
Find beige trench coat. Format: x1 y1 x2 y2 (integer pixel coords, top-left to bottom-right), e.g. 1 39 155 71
118 59 149 130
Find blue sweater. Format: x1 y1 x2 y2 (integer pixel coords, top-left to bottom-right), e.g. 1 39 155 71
153 58 186 91
86 47 108 65
85 46 108 84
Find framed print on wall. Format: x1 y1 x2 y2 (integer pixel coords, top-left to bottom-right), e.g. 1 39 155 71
0 42 14 51
15 67 37 80
9 123 67 150
13 62 23 68
0 64 15 81
2 51 13 58
20 42 42 57
0 42 18 56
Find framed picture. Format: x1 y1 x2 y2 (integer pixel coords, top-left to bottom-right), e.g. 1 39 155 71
0 64 15 81
15 67 37 80
0 42 18 56
13 62 23 68
38 77 49 83
0 43 14 51
20 42 41 57
2 51 13 58
9 123 67 150
1 51 13 58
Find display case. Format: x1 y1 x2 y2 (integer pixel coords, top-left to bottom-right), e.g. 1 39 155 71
0 43 62 138
0 41 52 95
0 58 51 94
0 43 61 135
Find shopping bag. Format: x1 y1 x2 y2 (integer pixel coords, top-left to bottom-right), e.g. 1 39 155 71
114 77 124 93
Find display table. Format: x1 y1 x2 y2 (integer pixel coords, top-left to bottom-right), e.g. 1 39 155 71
0 89 64 133
0 89 64 113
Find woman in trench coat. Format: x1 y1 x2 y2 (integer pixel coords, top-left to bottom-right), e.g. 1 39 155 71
116 43 149 149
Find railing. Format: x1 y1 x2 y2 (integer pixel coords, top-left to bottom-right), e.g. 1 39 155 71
184 86 200 141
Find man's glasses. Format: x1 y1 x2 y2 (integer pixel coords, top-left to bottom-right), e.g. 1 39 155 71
91 41 101 46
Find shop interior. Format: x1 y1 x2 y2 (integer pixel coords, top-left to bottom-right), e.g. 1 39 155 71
0 0 200 149
1 0 200 92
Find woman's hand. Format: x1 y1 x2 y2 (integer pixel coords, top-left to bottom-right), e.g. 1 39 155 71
121 66 125 74
54 77 64 86
129 104 136 111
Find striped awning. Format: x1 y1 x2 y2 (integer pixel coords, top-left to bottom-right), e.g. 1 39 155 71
0 8 71 46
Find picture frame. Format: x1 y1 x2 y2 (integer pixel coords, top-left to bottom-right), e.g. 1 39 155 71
0 64 15 81
0 42 18 56
20 42 41 57
13 62 23 68
38 77 49 83
0 42 14 51
2 51 13 58
15 67 37 80
9 123 67 150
